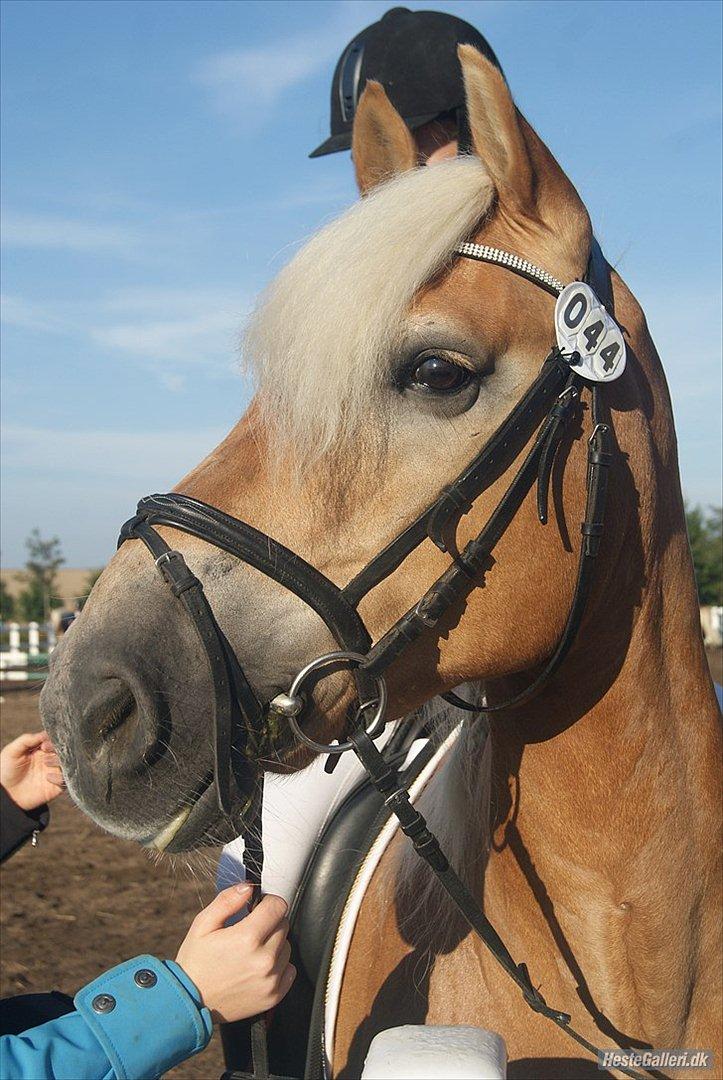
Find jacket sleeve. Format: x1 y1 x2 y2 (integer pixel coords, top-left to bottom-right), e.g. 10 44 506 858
0 955 213 1080
0 786 49 862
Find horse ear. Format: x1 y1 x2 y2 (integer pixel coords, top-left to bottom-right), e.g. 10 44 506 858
352 81 416 195
459 45 536 213
459 45 584 231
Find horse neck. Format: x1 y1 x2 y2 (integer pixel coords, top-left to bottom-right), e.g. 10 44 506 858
489 544 720 854
486 269 720 948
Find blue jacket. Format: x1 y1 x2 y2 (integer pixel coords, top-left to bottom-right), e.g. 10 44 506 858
0 954 213 1080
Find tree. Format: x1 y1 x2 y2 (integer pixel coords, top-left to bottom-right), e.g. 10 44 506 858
17 529 65 623
685 505 723 607
0 579 16 621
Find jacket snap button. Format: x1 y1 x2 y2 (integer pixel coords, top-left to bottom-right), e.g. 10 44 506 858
91 993 116 1013
134 968 157 988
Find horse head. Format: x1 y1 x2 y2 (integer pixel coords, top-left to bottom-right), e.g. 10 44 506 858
40 48 666 852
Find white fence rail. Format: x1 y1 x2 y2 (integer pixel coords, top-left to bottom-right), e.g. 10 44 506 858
701 606 723 647
0 621 56 682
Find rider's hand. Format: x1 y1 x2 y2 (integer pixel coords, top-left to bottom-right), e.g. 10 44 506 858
175 884 296 1023
0 731 65 811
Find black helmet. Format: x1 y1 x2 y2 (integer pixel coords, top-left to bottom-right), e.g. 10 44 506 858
309 6 502 158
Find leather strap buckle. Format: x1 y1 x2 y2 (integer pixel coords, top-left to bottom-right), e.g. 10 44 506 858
155 550 200 597
587 422 613 472
581 522 603 537
588 422 610 449
413 596 439 628
550 384 579 417
427 485 475 552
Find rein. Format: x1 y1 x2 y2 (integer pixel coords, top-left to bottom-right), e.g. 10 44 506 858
119 238 656 1080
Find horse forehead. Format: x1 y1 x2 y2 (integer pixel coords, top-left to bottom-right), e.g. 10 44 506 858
412 252 540 341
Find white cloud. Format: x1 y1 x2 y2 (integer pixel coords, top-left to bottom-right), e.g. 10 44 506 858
269 174 353 212
1 424 228 483
89 286 249 369
91 310 240 366
2 286 250 378
1 212 137 252
195 39 326 117
0 293 66 334
193 0 389 123
101 286 241 315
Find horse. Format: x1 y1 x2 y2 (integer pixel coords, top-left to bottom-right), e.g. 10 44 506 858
41 46 721 1078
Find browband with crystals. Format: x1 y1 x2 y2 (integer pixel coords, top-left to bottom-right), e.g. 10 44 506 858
455 241 566 297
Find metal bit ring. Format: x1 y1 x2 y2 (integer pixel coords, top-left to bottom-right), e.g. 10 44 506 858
284 650 387 755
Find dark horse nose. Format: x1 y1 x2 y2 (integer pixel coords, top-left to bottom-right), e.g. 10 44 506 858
78 677 167 774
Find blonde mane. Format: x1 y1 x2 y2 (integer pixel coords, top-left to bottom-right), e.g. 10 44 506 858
244 158 493 461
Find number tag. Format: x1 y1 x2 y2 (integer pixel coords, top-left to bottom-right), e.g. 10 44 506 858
555 282 626 382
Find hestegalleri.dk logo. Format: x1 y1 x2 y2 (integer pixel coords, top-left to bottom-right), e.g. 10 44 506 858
598 1049 714 1072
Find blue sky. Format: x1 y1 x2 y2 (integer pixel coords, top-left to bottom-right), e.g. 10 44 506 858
2 0 721 566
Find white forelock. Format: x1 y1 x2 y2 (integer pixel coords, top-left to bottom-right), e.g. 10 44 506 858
244 157 493 460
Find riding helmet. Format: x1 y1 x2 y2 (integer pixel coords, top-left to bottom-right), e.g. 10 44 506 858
309 6 502 158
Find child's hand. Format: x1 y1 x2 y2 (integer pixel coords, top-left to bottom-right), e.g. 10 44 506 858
175 884 295 1023
0 732 65 811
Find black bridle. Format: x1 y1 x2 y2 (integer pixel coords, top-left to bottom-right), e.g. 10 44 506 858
118 239 654 1080
119 237 612 808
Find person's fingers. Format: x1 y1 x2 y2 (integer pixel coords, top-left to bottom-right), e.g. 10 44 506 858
277 963 296 997
7 732 46 754
40 738 56 753
243 893 289 943
191 883 254 935
18 732 46 746
271 939 292 974
264 923 291 960
42 751 61 766
45 768 66 787
262 961 296 1010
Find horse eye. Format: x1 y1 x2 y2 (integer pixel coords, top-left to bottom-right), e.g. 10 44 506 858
409 354 472 394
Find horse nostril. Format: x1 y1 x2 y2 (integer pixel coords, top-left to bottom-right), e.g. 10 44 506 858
80 678 170 774
98 691 137 740
82 678 138 746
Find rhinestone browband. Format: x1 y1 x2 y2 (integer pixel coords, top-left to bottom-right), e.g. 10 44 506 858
454 241 566 296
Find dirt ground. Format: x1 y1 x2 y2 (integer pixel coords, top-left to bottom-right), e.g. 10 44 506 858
1 651 721 1078
0 690 224 1079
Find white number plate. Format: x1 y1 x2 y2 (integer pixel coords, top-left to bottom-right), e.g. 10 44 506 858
555 282 626 382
